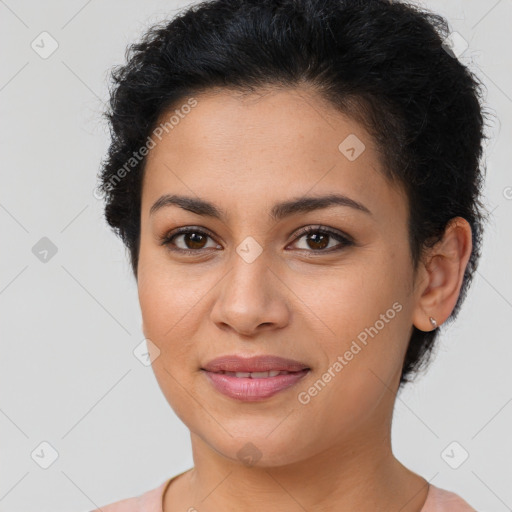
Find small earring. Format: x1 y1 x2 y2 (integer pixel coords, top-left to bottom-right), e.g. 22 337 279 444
429 316 438 329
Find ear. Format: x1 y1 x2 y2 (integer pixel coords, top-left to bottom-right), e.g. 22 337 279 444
412 217 473 332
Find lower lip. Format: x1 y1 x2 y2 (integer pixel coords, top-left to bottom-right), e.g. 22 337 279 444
203 370 309 401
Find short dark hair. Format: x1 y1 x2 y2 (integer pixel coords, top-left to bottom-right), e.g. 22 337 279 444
97 0 490 388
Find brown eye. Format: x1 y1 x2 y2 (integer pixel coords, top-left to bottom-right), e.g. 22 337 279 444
304 232 329 250
290 226 354 253
179 231 208 250
160 227 220 253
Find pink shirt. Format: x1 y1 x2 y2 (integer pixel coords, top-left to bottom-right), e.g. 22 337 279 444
92 471 477 512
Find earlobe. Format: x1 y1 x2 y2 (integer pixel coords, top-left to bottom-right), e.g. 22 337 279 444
412 217 473 332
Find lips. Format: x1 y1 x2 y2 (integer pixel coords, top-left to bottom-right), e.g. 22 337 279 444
218 370 293 378
201 355 310 401
202 355 310 373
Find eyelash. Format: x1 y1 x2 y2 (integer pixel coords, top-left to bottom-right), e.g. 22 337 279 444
159 225 354 256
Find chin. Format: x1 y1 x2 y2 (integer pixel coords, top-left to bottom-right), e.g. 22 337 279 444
198 425 319 469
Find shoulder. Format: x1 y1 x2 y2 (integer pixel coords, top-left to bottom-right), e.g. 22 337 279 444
421 484 477 512
89 479 169 512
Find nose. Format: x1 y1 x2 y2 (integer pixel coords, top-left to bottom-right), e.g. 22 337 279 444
209 251 290 337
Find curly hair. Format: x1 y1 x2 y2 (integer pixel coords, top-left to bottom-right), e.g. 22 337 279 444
97 0 490 388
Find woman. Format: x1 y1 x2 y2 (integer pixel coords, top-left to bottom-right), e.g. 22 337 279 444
94 0 488 510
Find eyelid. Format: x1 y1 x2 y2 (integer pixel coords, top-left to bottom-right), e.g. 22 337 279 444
159 226 221 252
290 224 354 244
160 224 354 254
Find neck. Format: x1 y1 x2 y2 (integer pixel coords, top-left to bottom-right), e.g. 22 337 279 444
165 420 429 512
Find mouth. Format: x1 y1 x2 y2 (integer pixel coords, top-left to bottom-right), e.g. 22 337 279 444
201 355 310 401
209 370 303 378
202 354 310 373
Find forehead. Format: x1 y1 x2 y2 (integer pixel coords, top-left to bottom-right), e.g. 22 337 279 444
141 87 407 225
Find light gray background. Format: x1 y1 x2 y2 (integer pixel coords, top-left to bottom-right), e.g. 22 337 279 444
1 0 511 511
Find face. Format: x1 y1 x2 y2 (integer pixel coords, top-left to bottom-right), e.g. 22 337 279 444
137 87 419 466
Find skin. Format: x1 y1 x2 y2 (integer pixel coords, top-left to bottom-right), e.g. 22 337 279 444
136 86 473 512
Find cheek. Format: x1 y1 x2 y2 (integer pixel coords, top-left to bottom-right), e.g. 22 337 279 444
294 253 406 345
295 298 408 437
137 253 199 340
137 255 218 374
301 249 410 389
137 265 204 421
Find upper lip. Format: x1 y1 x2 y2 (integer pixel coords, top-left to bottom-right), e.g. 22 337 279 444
202 355 310 373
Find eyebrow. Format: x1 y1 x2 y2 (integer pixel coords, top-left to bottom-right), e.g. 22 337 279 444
149 193 372 221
